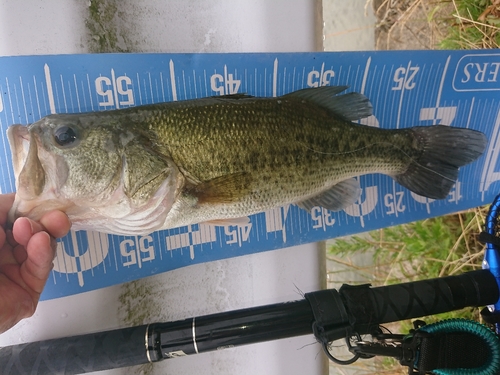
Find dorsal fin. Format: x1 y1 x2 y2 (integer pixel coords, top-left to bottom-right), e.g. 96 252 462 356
284 86 372 121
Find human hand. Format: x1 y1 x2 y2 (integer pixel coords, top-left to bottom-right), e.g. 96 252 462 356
0 193 71 334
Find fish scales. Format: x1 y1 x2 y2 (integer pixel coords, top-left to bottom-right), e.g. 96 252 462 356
6 86 487 235
151 100 405 187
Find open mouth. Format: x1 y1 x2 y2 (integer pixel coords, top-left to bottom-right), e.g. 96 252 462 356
7 125 46 200
6 123 79 227
6 125 50 226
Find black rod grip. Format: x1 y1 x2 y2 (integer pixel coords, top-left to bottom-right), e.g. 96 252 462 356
340 269 499 334
1 325 149 375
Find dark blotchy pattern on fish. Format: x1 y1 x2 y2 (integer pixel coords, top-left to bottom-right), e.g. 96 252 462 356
124 98 411 207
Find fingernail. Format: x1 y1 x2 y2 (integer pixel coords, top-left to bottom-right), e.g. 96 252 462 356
16 217 34 234
27 218 34 234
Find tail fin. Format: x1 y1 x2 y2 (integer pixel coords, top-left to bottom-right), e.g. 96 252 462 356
394 125 487 199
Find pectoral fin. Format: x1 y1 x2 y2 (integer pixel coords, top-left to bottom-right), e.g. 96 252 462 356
190 172 252 204
296 178 361 212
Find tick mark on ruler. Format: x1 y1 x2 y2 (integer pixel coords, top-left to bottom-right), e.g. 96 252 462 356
169 60 177 101
44 64 56 114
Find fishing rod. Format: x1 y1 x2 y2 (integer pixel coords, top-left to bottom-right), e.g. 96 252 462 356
0 269 498 375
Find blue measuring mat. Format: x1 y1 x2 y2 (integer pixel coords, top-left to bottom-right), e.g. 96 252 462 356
0 51 498 300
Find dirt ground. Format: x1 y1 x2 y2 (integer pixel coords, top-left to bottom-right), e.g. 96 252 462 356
372 0 455 49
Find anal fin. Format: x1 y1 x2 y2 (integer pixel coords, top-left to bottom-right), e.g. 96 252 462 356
296 178 361 212
203 217 251 227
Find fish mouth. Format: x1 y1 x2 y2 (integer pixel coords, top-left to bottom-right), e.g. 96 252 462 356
7 125 45 223
7 125 32 188
7 125 70 224
7 125 46 200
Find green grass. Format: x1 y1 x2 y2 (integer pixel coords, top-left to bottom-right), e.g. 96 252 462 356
438 0 500 49
329 209 485 280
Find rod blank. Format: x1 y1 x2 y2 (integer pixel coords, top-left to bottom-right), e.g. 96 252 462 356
1 270 497 375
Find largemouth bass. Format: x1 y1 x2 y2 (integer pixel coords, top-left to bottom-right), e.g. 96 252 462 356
7 86 487 235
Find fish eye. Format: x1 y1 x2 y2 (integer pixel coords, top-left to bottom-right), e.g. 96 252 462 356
54 126 79 147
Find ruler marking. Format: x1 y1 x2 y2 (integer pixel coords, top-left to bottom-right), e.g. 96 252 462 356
33 76 41 119
136 73 143 105
374 65 384 119
111 69 119 109
135 236 142 269
354 65 361 91
435 56 451 111
148 72 154 103
44 64 56 114
192 70 198 98
182 70 187 100
189 73 193 98
26 81 34 122
67 78 75 113
322 62 327 86
54 82 61 112
12 83 20 123
466 97 475 128
360 57 371 95
80 81 87 111
41 77 49 117
73 75 81 112
264 67 267 97
243 68 247 94
160 72 166 102
223 65 228 95
155 78 159 104
98 234 107 274
273 58 278 97
5 77 14 123
283 67 287 94
169 60 178 101
0 81 11 192
202 70 207 97
113 237 119 271
432 64 442 124
19 77 28 123
254 68 257 96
